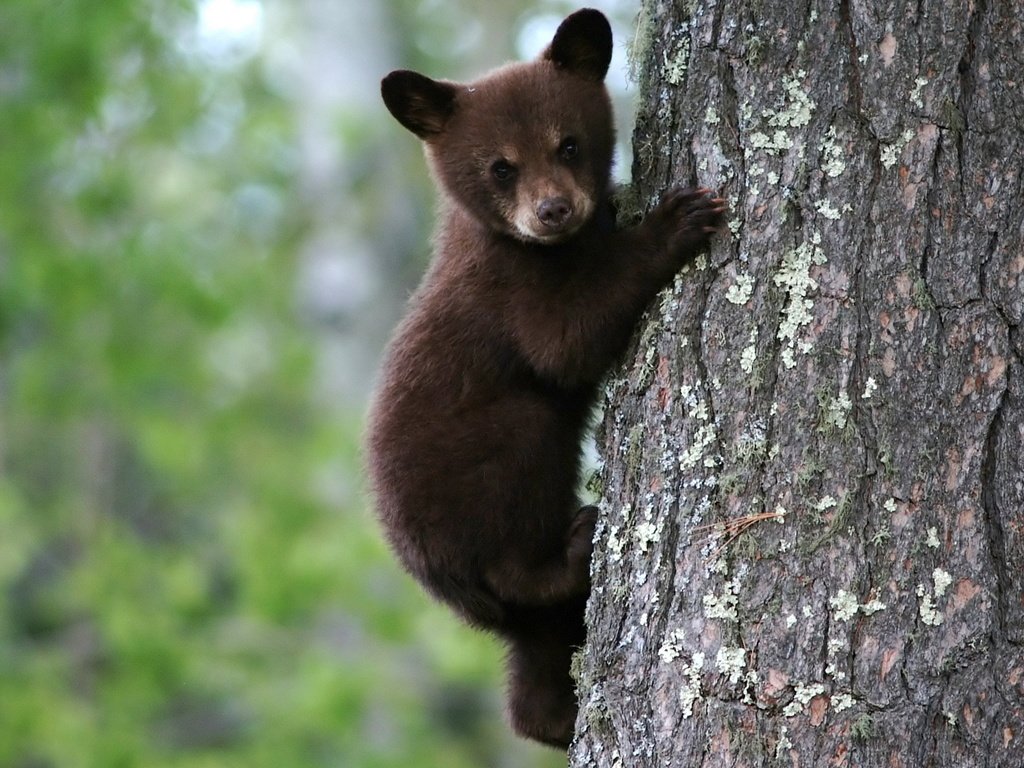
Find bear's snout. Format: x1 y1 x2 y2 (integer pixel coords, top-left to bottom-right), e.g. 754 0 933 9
536 197 573 229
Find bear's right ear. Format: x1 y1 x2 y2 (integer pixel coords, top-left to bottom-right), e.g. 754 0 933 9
381 70 458 139
544 8 612 82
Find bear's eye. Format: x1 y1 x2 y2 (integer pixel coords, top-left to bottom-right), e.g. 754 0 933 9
491 159 517 183
558 137 579 161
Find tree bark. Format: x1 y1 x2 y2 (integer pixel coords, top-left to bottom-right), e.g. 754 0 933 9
571 1 1023 766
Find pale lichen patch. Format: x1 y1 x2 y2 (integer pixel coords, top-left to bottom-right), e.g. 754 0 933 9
831 692 856 712
820 126 846 177
703 579 740 622
880 128 915 169
634 520 660 552
679 652 706 718
783 682 827 717
725 272 755 305
911 76 928 108
604 502 631 565
917 587 943 626
774 238 825 367
860 598 887 615
825 638 847 683
740 328 758 374
663 33 690 86
775 725 793 759
779 72 814 129
814 495 838 513
819 388 853 432
815 199 843 220
744 71 815 160
715 646 747 685
658 627 687 663
679 422 718 470
829 590 860 622
830 590 888 622
917 568 952 626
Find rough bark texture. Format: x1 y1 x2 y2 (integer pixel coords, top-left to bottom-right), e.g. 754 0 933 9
571 1 1023 766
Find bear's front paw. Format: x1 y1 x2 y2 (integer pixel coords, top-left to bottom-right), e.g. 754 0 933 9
565 505 598 586
647 187 727 261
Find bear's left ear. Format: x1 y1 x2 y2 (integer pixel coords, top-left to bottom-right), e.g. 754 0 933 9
381 70 459 139
543 8 612 82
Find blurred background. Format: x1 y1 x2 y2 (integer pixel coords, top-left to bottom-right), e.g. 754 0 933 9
0 1 637 765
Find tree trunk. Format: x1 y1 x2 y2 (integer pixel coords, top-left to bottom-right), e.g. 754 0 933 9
571 1 1023 766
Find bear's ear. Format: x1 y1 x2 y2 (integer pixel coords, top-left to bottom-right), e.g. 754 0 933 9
381 70 459 139
543 8 612 82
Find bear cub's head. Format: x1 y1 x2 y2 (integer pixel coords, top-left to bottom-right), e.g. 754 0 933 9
382 9 615 245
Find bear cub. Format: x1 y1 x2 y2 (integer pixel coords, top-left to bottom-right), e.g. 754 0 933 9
366 8 724 749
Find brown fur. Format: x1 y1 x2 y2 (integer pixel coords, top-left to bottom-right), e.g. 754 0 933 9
366 9 724 749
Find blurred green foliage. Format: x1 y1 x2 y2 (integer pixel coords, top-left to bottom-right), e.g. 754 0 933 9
0 0 579 765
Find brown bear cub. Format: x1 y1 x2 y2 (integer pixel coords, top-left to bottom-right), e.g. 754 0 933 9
366 8 724 749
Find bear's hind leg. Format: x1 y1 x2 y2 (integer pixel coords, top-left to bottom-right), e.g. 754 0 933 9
504 601 586 750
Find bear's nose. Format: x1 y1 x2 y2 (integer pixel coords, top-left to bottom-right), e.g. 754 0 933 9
536 197 572 228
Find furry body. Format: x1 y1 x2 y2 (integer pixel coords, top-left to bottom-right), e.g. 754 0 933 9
366 9 724 748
